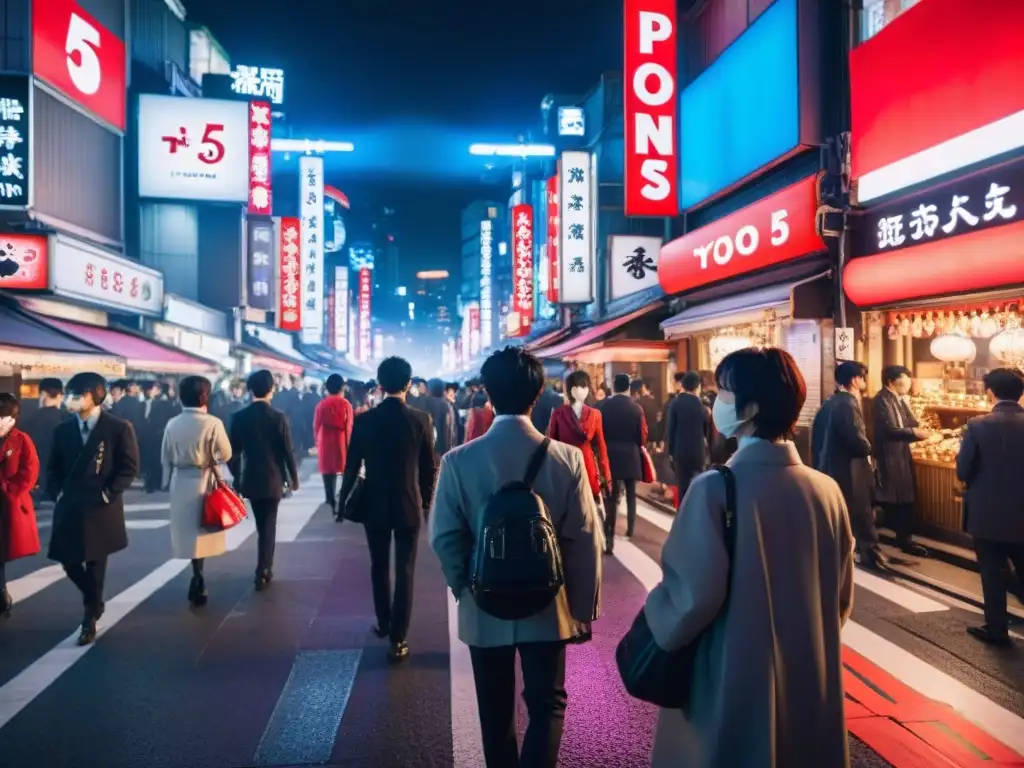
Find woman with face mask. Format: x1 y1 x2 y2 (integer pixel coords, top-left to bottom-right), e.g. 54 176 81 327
0 392 42 618
546 370 612 512
642 347 855 768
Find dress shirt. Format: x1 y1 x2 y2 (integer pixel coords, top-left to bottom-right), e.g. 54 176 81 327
77 407 101 443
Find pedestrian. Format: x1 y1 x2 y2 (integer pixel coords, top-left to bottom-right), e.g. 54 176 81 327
530 380 564 436
465 389 494 443
161 376 233 607
20 377 65 500
872 365 931 557
0 392 42 618
430 346 603 768
142 381 175 493
664 371 710 502
227 370 301 592
644 347 854 767
339 357 436 662
956 367 1024 645
813 361 883 569
314 373 354 514
547 371 611 508
596 373 647 550
630 377 659 442
422 378 457 457
46 372 139 645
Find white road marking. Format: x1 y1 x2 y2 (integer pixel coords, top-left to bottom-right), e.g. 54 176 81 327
125 520 170 530
5 565 66 604
447 590 485 768
123 502 171 513
636 500 673 533
853 569 949 613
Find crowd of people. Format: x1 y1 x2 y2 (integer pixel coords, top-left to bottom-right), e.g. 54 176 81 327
1 345 1022 766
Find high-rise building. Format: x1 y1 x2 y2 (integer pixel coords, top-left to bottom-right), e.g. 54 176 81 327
460 201 506 351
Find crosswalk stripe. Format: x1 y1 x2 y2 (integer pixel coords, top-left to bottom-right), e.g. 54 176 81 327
447 590 485 768
5 565 66 604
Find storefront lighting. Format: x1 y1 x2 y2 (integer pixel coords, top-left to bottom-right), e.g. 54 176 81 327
709 333 754 367
989 327 1024 367
469 143 556 158
929 328 977 363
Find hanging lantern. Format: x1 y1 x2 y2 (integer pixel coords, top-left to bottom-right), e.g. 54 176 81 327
930 327 977 363
990 327 1024 366
709 334 754 368
978 309 1000 338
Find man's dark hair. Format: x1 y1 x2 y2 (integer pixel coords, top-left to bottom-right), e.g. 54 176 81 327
471 389 489 409
681 371 701 393
0 392 19 419
836 361 868 389
378 357 413 394
325 373 345 395
179 375 212 408
428 378 446 398
881 365 912 386
445 381 459 393
673 371 685 384
629 378 645 396
613 373 631 394
39 377 63 398
983 367 1024 402
247 369 275 399
67 372 107 405
481 346 545 415
715 347 806 442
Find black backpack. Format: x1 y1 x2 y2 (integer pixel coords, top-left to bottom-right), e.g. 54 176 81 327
470 438 566 621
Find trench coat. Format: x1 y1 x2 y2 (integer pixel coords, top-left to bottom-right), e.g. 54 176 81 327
812 391 874 528
314 395 354 475
645 439 854 767
0 428 41 562
871 388 922 504
547 404 611 497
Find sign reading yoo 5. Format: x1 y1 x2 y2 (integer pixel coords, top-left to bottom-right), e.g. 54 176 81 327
33 0 126 132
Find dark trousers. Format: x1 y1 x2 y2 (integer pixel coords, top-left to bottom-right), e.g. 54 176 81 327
365 524 419 643
849 504 880 552
607 478 637 540
250 498 280 573
62 558 108 616
0 561 6 592
974 538 1024 634
143 442 162 492
880 502 916 545
673 457 703 505
469 641 567 768
322 473 338 508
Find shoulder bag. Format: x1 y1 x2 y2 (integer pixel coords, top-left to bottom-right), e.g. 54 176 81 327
341 464 367 523
202 430 249 532
615 464 736 710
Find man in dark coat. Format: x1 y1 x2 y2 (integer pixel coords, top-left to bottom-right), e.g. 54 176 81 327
47 372 139 645
665 371 711 501
872 365 931 557
421 378 457 457
22 377 66 499
597 374 647 550
956 367 1024 645
530 383 563 436
812 361 882 568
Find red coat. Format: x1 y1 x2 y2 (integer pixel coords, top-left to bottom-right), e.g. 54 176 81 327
546 404 611 497
465 404 495 443
0 428 41 562
314 396 354 474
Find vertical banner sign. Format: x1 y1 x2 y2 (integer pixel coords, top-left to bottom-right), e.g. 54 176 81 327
358 267 372 363
247 101 272 215
334 266 349 353
348 303 356 357
624 0 678 216
299 156 324 344
545 175 559 302
469 304 481 357
479 220 493 350
0 75 30 207
511 204 534 337
246 218 274 310
325 288 336 349
278 217 301 331
559 151 595 303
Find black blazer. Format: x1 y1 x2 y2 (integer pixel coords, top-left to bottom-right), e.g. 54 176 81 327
665 392 710 467
531 389 563 435
420 395 456 455
871 388 921 504
812 391 874 524
46 410 139 562
227 401 300 501
22 405 68 488
339 397 436 529
596 394 647 480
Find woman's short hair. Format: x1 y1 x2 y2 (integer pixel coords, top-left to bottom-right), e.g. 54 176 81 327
715 347 807 441
325 373 345 395
0 392 19 419
179 376 212 408
564 370 592 403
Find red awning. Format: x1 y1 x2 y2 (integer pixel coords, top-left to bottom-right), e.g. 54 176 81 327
534 305 659 360
41 318 218 375
524 326 572 353
249 352 303 377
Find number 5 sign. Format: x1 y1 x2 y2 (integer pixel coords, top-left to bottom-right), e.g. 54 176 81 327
33 0 126 132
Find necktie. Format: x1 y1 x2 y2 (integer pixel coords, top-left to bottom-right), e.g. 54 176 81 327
81 421 90 442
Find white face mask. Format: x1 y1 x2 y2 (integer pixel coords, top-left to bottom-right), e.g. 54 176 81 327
570 386 589 404
64 394 87 413
712 394 758 438
0 416 15 438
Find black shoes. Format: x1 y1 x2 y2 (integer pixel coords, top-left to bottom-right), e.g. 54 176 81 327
372 624 390 639
899 540 929 558
188 575 208 607
77 606 100 646
255 568 273 592
387 641 409 663
967 625 1012 646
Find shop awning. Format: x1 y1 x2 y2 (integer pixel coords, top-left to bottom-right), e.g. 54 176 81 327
566 340 674 365
0 302 126 377
236 342 305 377
39 317 216 375
524 326 573 353
534 305 662 360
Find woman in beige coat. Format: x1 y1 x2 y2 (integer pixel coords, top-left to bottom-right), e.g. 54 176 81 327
161 376 232 607
644 347 855 767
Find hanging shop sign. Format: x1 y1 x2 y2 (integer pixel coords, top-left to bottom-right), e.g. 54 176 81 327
624 0 678 217
357 266 371 363
479 220 494 349
0 75 31 208
545 175 559 303
334 265 349 353
138 95 249 202
850 0 1024 203
50 236 164 315
299 155 324 345
510 204 534 337
278 216 301 331
246 218 274 311
247 101 273 215
852 159 1024 259
558 107 585 137
609 235 662 300
558 151 595 304
229 65 285 105
658 174 824 295
0 234 48 289
32 0 126 131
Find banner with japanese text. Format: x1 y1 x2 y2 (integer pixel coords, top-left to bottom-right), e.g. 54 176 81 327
299 156 324 344
558 152 595 304
510 204 534 337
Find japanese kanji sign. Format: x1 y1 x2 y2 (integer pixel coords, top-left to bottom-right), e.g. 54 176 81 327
247 101 273 215
852 159 1024 259
334 265 349 353
509 204 534 337
299 155 325 345
357 267 372 363
50 235 164 316
558 151 595 304
0 75 30 208
546 175 559 303
277 216 301 331
230 65 285 105
609 235 662 300
246 218 274 311
479 220 494 350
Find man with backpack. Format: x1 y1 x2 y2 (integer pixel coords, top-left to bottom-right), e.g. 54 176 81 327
430 346 603 768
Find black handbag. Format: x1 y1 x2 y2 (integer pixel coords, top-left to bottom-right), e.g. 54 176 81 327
341 468 367 523
615 464 736 710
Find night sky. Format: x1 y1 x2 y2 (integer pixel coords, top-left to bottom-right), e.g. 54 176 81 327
183 0 622 275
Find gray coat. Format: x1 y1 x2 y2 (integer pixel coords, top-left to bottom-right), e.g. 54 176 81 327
646 440 854 768
812 391 874 526
429 416 603 648
871 388 923 504
956 400 1024 543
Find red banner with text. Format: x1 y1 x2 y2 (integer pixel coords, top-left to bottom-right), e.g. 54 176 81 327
510 204 534 337
278 217 301 331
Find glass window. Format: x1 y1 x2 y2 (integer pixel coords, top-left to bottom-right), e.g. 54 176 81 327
860 0 921 43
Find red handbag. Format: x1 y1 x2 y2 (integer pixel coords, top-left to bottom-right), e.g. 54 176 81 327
641 447 656 484
201 435 248 531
